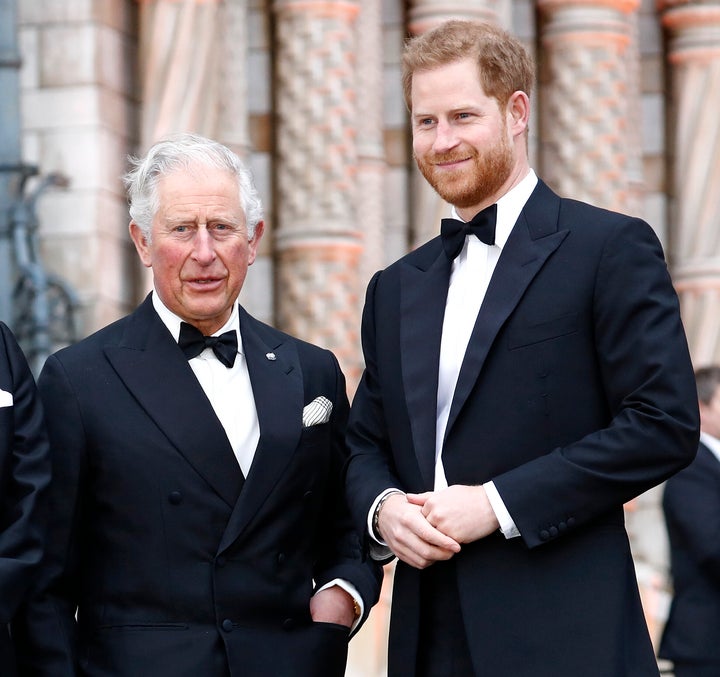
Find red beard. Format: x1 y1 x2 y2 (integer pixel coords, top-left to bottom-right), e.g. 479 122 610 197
415 132 514 210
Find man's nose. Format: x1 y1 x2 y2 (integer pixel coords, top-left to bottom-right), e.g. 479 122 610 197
192 226 216 263
433 120 459 152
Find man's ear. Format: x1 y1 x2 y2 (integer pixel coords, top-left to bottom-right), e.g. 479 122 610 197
248 220 265 266
507 90 530 136
129 221 152 268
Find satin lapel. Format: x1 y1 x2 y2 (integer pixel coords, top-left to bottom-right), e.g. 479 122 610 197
218 308 302 553
445 185 569 437
104 297 244 508
400 242 453 488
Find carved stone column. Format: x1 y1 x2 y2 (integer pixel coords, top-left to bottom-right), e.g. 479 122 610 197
407 1 501 247
537 0 641 213
661 0 720 365
216 0 250 159
407 0 499 34
356 0 386 292
273 0 362 386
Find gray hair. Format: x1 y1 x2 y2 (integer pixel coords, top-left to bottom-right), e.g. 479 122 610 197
695 365 720 405
123 132 263 240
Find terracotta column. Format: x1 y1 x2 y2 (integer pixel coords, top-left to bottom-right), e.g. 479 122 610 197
661 0 720 365
356 0 386 292
272 0 362 386
216 0 251 158
537 0 642 213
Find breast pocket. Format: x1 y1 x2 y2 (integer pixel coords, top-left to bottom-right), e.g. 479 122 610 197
507 312 579 350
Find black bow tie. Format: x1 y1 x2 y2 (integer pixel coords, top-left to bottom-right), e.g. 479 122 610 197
440 204 497 260
178 322 238 368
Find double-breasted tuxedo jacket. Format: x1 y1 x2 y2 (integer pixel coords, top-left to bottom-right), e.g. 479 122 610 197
0 322 50 677
660 441 720 668
14 296 381 677
346 180 700 677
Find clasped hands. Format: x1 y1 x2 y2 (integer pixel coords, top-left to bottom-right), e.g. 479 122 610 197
376 485 500 569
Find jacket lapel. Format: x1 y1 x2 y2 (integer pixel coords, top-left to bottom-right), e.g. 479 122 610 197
218 307 303 553
400 243 453 488
445 181 569 438
104 296 244 508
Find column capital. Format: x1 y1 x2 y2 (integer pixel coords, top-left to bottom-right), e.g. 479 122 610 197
407 1 499 36
660 1 720 63
273 0 359 19
538 0 639 48
538 0 639 12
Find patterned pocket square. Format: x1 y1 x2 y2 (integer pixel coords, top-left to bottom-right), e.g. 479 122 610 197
0 389 13 408
302 396 332 427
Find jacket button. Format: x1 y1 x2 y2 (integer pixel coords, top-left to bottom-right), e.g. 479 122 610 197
283 618 295 631
168 491 182 505
303 491 313 502
567 517 576 528
540 530 550 541
549 526 558 538
558 521 567 532
277 552 286 565
222 619 233 632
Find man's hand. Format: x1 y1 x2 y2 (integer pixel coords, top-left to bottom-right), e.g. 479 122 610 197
376 493 461 569
310 586 357 629
407 485 500 544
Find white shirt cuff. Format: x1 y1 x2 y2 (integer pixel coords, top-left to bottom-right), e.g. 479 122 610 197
316 579 364 633
483 481 520 539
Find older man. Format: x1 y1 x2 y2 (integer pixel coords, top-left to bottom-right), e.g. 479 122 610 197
15 133 381 677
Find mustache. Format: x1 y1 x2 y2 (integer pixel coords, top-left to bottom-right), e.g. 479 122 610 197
414 150 476 164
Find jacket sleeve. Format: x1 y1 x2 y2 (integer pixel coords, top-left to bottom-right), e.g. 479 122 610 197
495 217 700 548
0 323 50 624
310 349 383 632
13 353 84 676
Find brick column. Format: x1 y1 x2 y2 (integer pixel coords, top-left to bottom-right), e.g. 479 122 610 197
661 0 720 365
355 0 386 292
537 0 642 213
272 0 362 386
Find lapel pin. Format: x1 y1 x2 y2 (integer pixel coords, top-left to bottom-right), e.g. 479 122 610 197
265 352 276 361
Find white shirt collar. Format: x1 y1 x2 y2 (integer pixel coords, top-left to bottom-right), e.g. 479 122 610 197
151 290 243 354
700 431 720 464
450 169 538 250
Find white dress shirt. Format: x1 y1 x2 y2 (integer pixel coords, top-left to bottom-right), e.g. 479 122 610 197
152 293 259 477
435 170 538 538
369 171 539 549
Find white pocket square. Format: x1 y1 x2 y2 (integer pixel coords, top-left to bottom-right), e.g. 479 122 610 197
0 389 13 408
302 396 332 427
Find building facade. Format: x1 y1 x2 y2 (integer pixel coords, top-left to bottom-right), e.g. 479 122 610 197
12 0 720 673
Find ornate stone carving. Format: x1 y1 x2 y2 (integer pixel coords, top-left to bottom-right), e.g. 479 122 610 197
273 0 363 385
538 0 641 213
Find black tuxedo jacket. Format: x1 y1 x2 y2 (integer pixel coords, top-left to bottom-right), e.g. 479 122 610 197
14 296 381 677
0 323 50 677
346 180 699 677
659 441 720 667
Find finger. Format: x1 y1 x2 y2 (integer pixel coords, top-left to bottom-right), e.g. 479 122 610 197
405 492 431 506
